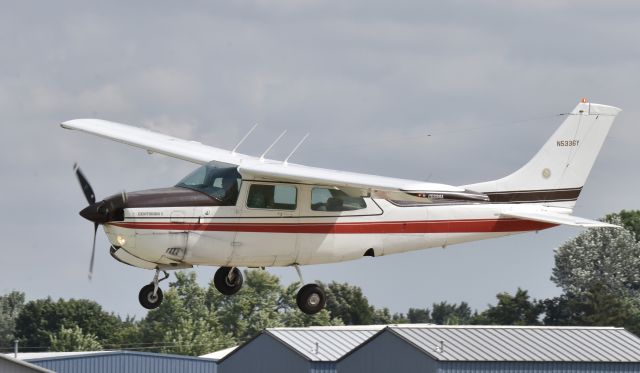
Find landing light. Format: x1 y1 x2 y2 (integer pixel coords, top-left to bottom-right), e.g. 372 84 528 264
116 235 127 246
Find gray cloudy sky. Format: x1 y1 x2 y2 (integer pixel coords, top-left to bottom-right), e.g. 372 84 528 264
2 1 640 319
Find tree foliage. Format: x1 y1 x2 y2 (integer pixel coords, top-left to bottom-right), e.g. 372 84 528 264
322 282 376 325
14 297 121 351
393 302 473 325
606 210 640 241
552 217 640 300
474 288 543 325
0 291 25 349
49 325 102 352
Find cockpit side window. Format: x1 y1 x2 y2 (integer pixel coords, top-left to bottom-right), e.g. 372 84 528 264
311 187 367 211
247 184 297 210
175 164 241 206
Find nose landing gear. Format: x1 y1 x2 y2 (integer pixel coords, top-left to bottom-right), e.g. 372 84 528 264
138 269 169 310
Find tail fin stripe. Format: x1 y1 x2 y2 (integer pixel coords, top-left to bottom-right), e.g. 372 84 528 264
486 187 582 203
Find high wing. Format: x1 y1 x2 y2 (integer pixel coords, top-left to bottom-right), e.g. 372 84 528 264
61 119 250 165
502 210 619 228
61 118 488 202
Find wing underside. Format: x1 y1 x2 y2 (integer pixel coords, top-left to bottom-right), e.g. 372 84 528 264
502 210 619 228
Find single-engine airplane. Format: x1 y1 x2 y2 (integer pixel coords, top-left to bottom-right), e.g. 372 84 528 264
62 99 620 314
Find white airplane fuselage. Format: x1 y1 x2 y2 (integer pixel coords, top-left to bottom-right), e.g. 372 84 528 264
104 181 559 270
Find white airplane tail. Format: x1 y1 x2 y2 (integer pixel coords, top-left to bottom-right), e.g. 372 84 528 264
464 99 621 208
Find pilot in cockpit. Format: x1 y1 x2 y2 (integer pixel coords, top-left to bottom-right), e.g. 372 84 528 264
221 174 239 205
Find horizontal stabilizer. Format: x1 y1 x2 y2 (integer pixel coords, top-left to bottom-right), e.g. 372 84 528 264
502 210 619 228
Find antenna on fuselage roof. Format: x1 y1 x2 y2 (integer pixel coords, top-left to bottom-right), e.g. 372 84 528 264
260 130 287 161
231 123 259 155
284 133 310 166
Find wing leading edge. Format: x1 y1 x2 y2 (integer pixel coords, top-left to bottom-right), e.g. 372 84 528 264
61 119 251 166
61 118 488 202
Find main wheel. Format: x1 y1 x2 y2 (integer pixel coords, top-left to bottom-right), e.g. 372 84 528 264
214 267 244 295
296 284 326 315
139 284 163 310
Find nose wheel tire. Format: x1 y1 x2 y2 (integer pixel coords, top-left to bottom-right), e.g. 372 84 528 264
214 267 244 295
139 284 163 310
296 284 326 315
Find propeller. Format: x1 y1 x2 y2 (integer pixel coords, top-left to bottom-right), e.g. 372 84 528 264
73 163 99 280
74 163 96 205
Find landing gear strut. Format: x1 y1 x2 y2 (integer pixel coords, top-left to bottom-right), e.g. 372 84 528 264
139 269 169 310
214 266 244 295
294 265 326 315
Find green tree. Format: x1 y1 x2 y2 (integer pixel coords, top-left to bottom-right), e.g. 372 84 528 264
431 302 473 325
606 210 640 241
552 217 640 300
15 298 122 351
406 308 431 323
543 282 634 329
0 291 25 349
107 315 142 351
474 288 543 325
49 325 102 352
322 282 376 325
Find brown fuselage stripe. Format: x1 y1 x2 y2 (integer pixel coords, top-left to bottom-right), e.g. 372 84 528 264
109 219 557 234
486 187 582 203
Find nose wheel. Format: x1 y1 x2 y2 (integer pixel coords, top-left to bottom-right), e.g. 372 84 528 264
293 265 326 315
214 266 244 295
138 269 169 310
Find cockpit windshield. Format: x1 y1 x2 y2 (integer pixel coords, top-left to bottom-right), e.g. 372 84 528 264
175 164 241 206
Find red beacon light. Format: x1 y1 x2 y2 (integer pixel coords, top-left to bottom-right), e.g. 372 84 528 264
581 97 589 103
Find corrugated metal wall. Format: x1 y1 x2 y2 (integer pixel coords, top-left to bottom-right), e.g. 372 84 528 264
310 362 336 373
439 361 640 373
28 353 217 373
218 334 309 373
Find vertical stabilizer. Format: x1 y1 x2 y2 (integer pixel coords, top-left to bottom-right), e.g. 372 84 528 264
464 99 621 208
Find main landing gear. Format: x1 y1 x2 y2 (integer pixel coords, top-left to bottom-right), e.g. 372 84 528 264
214 266 244 295
138 269 169 310
211 265 326 315
294 265 326 315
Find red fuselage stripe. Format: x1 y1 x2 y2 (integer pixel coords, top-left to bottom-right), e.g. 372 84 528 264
109 219 556 234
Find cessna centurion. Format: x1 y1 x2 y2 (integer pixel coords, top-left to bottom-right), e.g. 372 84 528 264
63 99 620 314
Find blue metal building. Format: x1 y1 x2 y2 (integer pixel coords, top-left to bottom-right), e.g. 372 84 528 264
338 325 640 373
21 350 218 373
218 325 384 373
9 325 640 372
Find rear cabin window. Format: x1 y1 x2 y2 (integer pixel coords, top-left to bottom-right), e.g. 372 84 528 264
311 188 367 211
247 184 297 210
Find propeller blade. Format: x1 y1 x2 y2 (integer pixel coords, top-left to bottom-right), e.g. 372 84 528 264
88 222 98 280
74 163 96 205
